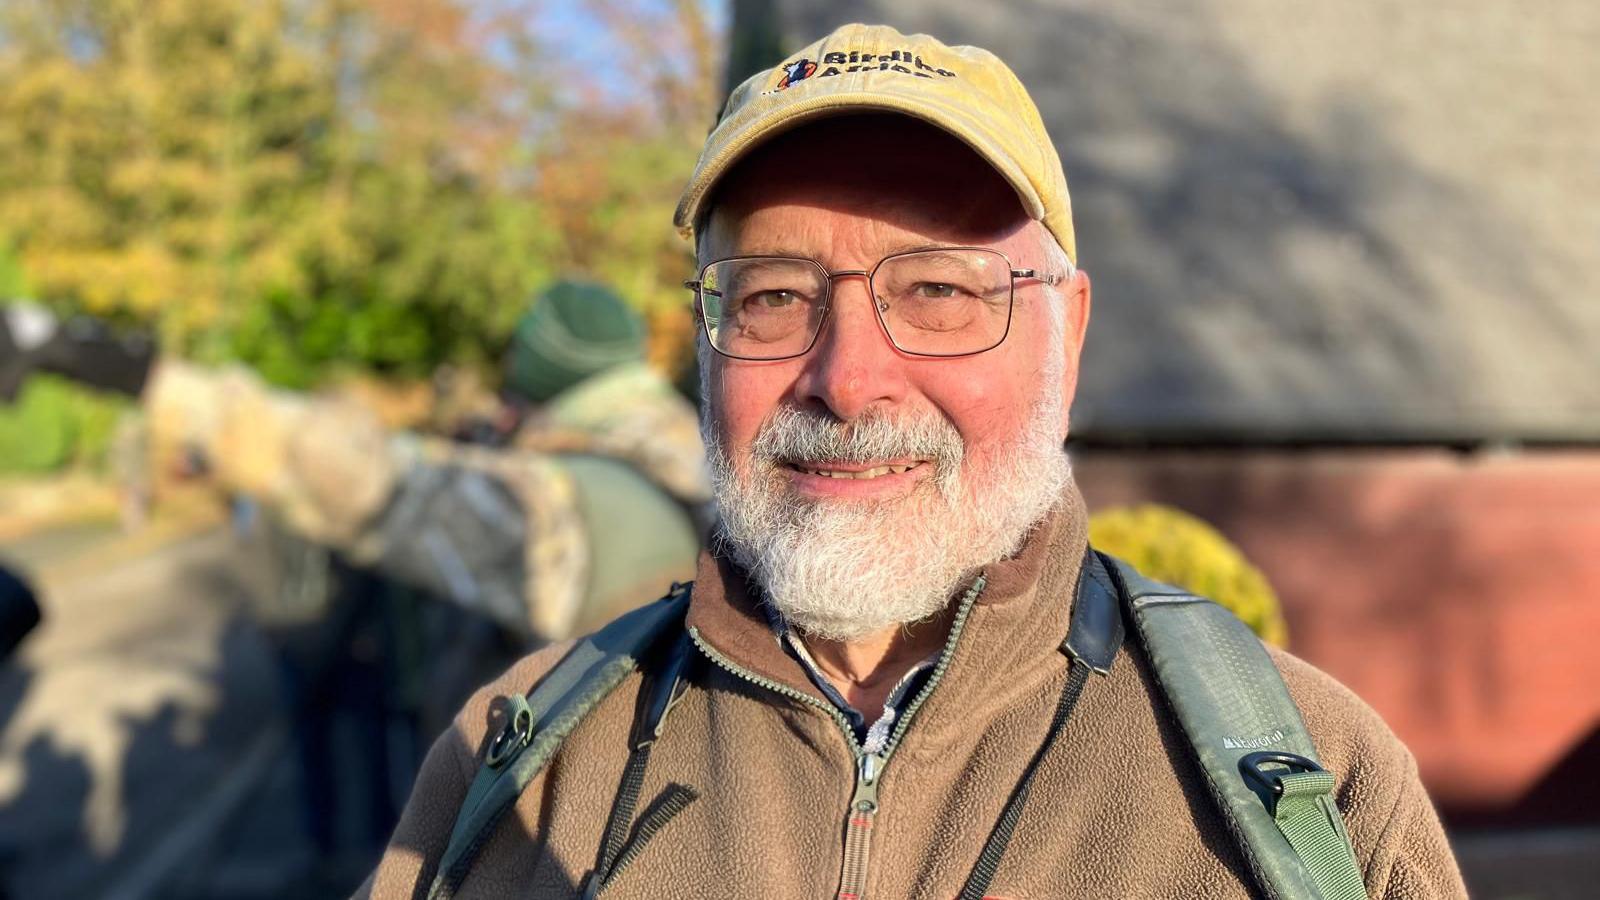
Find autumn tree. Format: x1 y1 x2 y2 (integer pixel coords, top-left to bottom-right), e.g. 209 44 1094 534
0 0 721 387
0 0 332 339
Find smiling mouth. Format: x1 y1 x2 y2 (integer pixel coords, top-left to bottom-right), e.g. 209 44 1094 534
786 461 926 480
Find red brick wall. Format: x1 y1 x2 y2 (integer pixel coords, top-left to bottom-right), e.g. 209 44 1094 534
1075 448 1600 823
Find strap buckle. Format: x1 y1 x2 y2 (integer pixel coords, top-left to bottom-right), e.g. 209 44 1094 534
486 700 534 769
1239 750 1325 797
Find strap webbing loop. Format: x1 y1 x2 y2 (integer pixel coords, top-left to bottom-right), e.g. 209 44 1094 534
1271 772 1367 900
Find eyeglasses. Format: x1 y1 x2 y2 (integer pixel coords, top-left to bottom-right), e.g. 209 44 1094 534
683 247 1067 361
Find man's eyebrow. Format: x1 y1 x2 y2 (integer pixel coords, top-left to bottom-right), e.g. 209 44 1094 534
717 255 806 271
727 246 814 259
887 243 987 258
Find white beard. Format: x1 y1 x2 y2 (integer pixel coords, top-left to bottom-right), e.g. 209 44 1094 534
704 378 1073 642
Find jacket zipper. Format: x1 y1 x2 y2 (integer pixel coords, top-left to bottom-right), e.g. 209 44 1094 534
838 751 883 900
687 575 985 900
687 626 863 751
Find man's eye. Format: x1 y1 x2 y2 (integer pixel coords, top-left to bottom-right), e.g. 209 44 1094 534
913 283 959 299
749 290 799 308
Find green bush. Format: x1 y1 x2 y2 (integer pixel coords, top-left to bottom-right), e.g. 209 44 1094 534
0 0 714 392
1089 504 1289 647
0 375 128 474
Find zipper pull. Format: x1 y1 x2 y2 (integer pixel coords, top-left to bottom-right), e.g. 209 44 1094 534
853 752 885 812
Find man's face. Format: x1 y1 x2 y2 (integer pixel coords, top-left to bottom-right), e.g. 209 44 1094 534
700 117 1091 640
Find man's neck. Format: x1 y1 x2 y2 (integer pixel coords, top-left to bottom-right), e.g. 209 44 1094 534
799 609 953 723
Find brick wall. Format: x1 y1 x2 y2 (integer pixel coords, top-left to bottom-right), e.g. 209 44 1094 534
1076 448 1600 823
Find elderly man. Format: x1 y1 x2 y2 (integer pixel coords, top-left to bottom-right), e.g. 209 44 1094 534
360 25 1465 899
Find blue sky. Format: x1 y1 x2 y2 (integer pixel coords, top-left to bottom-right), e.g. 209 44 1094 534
527 0 729 104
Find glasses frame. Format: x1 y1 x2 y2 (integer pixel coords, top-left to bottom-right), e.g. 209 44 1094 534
683 246 1068 362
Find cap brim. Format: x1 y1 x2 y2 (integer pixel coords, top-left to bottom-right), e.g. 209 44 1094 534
674 88 1046 238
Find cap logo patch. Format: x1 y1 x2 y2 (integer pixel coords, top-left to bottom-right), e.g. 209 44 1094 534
774 58 818 90
764 49 957 95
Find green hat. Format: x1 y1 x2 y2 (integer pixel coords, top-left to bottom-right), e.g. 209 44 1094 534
505 280 646 403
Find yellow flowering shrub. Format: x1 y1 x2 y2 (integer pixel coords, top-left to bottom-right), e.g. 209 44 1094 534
1088 504 1289 647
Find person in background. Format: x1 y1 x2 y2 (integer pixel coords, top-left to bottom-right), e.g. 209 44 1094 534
3 281 711 878
145 279 711 644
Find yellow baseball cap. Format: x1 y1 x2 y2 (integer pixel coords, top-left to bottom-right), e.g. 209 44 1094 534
674 23 1076 263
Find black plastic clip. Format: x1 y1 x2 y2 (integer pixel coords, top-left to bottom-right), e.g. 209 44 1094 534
1239 750 1325 798
485 701 534 769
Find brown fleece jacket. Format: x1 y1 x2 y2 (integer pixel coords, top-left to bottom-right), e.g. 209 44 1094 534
358 485 1466 899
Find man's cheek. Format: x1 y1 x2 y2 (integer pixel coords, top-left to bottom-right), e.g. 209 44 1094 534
708 395 758 451
953 402 1029 455
930 368 1020 429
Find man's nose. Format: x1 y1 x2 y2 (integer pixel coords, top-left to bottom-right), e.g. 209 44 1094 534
792 274 909 420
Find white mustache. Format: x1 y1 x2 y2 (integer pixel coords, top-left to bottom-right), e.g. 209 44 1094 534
749 406 965 474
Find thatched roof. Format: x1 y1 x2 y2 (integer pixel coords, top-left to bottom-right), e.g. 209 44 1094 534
729 0 1600 443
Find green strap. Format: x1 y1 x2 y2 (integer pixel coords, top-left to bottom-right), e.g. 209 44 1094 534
427 586 691 900
1105 552 1368 900
1273 771 1367 900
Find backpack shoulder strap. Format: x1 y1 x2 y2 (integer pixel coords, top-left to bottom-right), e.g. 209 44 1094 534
427 583 693 900
1097 551 1367 900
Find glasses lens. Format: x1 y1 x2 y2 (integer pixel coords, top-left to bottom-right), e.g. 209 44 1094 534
873 249 1013 355
701 258 828 359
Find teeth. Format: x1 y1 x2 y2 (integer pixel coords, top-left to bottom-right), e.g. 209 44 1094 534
795 463 919 479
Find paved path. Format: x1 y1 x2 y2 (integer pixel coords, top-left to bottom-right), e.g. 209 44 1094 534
0 520 320 899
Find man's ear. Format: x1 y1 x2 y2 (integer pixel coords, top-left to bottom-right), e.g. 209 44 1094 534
1059 267 1092 404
